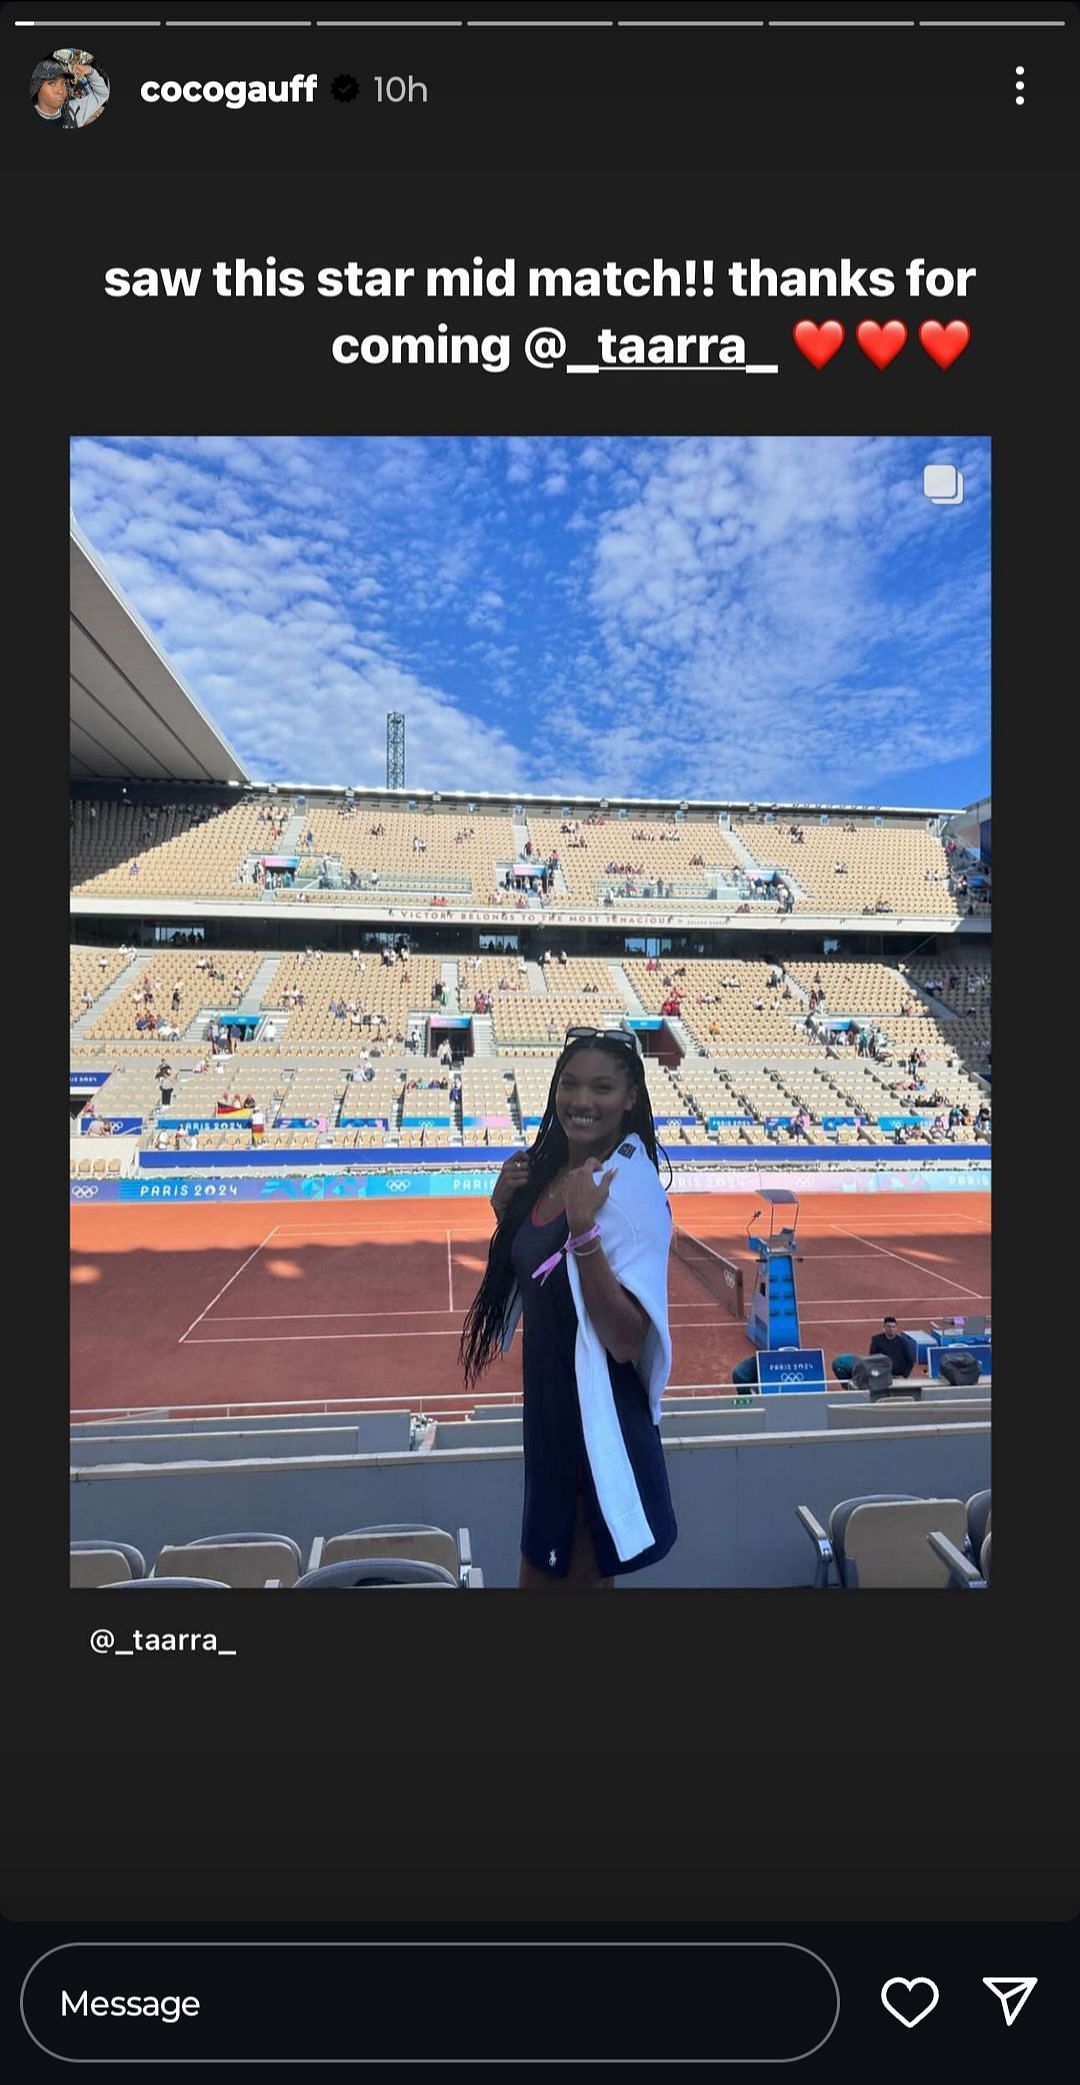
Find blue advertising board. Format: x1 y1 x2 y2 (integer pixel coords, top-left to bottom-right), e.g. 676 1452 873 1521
70 1070 110 1090
756 1348 828 1393
158 1115 253 1133
70 1158 990 1207
120 1170 501 1202
79 1116 143 1136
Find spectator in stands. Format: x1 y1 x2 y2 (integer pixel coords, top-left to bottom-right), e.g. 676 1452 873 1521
156 1062 174 1109
79 986 93 1011
869 1316 917 1379
459 1031 677 1589
128 859 140 876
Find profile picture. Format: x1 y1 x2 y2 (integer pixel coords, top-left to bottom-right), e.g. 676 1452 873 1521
30 48 110 129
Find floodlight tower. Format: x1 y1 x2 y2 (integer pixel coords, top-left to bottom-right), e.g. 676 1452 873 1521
386 711 405 791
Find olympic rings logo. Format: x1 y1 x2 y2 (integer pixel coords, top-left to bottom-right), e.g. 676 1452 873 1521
71 1184 99 1199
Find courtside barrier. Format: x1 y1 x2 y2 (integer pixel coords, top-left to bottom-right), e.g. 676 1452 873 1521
70 1158 990 1203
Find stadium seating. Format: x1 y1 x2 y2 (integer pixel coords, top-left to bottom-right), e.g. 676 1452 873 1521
731 817 963 916
70 1539 147 1586
102 1576 231 1589
71 798 272 899
927 1528 991 1589
306 1524 475 1585
294 1559 462 1588
282 802 518 902
796 1494 969 1588
965 1487 992 1560
72 792 974 917
70 945 134 1020
524 811 747 907
71 785 990 1162
154 1536 303 1587
84 949 262 1040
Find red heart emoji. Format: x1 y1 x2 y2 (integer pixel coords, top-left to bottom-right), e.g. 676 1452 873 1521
793 320 844 370
919 320 971 370
856 319 908 369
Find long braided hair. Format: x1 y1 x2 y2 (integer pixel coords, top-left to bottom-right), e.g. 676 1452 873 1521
458 1034 672 1389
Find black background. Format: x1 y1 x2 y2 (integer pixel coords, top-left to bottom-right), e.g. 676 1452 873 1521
3 0 1076 2068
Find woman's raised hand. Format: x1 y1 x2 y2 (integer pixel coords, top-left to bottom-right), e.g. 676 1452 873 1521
564 1162 615 1235
491 1152 530 1218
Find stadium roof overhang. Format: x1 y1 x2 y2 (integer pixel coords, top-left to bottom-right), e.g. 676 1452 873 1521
69 518 249 785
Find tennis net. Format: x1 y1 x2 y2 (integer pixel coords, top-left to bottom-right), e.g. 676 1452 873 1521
671 1229 745 1317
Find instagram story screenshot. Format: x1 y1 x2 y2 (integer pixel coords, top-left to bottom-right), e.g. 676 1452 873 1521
2 0 1077 2070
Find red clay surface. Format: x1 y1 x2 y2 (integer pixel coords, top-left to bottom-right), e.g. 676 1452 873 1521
70 1190 990 1423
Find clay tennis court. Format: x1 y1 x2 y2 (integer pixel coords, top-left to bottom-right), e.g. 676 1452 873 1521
70 1189 990 1423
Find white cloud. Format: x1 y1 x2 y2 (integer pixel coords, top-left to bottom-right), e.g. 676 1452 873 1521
71 434 989 803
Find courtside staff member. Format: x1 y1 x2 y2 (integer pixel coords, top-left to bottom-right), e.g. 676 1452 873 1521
869 1315 918 1379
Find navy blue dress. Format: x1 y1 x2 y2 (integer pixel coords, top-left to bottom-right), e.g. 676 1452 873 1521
510 1205 678 1579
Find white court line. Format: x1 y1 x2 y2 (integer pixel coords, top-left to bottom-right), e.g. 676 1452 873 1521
446 1229 454 1314
177 1227 279 1345
826 1222 983 1298
183 1329 476 1346
200 1301 723 1324
269 1223 487 1236
211 1307 463 1322
677 1291 989 1309
799 1308 989 1326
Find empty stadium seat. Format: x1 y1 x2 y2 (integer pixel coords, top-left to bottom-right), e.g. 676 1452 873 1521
965 1489 992 1562
796 1495 968 1588
307 1524 473 1584
294 1558 460 1589
70 1539 147 1587
102 1576 230 1589
154 1536 302 1588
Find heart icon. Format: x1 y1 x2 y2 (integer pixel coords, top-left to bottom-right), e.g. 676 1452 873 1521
793 320 844 370
881 1978 940 2029
856 319 908 369
919 320 971 370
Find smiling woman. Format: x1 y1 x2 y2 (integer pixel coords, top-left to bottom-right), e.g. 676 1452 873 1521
458 1031 677 1590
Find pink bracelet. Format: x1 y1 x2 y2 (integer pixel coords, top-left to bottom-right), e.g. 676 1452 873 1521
532 1224 602 1286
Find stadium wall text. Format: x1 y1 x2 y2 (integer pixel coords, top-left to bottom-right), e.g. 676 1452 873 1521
71 1160 990 1204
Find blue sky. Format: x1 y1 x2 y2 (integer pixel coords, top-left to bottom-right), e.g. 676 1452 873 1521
70 434 990 808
